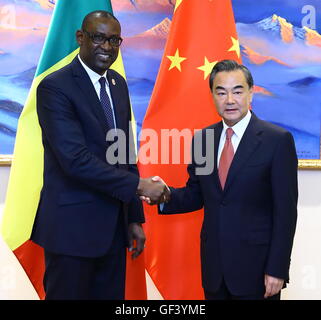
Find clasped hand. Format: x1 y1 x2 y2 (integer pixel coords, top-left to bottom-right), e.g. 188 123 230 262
137 176 170 205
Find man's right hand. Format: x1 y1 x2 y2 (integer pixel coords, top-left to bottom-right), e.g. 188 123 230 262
137 176 170 204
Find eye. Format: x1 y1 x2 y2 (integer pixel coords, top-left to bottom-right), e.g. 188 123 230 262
92 34 105 43
110 37 123 47
109 37 120 45
233 91 242 95
216 92 226 96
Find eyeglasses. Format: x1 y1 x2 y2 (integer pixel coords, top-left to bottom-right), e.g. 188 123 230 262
83 30 123 47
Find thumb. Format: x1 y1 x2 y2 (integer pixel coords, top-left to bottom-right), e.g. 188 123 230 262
128 233 134 252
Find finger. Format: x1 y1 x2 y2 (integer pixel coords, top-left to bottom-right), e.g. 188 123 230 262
264 282 273 298
131 248 138 259
140 196 151 204
164 188 171 202
152 176 160 182
128 240 134 253
145 197 152 204
133 238 145 259
271 282 282 297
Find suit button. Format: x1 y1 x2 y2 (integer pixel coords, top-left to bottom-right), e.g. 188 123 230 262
221 201 227 206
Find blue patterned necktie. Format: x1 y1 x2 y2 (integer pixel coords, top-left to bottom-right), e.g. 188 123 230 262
99 77 115 130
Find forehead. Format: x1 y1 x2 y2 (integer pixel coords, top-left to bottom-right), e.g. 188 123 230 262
213 70 248 89
86 17 121 35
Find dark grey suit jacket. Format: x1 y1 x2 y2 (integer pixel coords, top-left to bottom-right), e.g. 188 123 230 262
162 113 298 295
32 57 144 257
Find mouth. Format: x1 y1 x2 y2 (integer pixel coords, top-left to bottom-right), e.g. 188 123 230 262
96 53 113 62
225 108 238 113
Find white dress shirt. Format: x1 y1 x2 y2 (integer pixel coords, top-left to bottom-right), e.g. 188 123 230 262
78 55 117 128
217 110 252 167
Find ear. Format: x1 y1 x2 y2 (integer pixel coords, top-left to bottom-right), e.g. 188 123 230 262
76 30 84 46
249 87 254 103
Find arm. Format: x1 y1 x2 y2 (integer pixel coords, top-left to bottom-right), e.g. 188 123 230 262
161 163 204 214
37 79 140 203
265 131 298 285
160 133 205 214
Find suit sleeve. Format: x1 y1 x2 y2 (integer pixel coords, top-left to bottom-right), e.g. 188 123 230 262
160 134 204 215
121 77 145 224
265 131 298 280
37 78 139 204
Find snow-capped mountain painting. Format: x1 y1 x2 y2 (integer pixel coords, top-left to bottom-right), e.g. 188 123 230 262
235 9 321 159
0 0 320 160
0 0 174 154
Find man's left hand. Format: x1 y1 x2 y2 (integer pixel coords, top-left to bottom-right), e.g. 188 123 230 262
264 274 284 298
128 223 146 259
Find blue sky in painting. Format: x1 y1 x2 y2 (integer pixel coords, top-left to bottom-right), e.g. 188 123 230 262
0 0 319 158
233 0 321 32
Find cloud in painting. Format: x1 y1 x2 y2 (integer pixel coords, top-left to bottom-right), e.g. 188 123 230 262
237 14 321 67
31 0 55 10
124 17 171 50
113 0 174 13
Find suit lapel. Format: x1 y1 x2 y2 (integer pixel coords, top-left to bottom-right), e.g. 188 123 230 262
107 70 127 132
213 122 223 192
71 58 109 134
223 113 263 193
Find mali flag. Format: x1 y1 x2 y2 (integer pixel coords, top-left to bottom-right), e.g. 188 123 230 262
0 0 146 300
139 0 241 299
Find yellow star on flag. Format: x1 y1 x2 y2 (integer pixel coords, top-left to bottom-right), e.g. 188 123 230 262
167 49 187 72
174 0 183 12
197 57 217 80
228 36 240 58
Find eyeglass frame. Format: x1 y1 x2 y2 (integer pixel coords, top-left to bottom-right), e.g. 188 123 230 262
82 29 123 47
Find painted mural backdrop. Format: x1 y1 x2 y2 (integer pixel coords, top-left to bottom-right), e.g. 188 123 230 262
0 0 320 159
234 0 321 159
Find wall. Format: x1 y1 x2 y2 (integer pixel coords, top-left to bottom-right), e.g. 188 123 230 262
1 166 321 299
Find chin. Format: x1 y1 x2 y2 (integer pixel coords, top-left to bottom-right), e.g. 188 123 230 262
95 59 115 72
224 117 239 126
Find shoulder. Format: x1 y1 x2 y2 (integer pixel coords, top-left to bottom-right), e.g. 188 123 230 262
38 62 73 90
251 115 296 152
255 116 292 139
108 69 126 82
197 121 221 137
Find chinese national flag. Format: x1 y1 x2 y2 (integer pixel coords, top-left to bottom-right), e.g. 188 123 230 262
139 0 241 299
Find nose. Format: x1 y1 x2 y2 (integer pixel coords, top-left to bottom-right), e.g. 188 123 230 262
226 92 235 104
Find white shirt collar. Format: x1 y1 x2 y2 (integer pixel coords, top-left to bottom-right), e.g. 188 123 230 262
78 55 108 86
222 110 251 139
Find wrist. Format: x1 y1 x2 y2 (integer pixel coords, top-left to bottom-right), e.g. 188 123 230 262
137 178 146 194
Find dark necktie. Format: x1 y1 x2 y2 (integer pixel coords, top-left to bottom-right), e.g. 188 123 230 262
218 128 234 189
99 77 115 130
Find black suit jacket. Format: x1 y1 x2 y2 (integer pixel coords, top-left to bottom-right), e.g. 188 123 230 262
31 57 144 257
162 113 298 295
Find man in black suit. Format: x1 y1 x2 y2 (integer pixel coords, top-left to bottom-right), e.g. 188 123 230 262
149 60 298 300
31 10 167 300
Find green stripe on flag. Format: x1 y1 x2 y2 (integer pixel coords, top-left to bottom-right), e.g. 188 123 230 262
36 0 113 76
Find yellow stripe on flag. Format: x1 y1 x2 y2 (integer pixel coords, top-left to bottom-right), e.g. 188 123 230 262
1 48 136 251
0 49 79 250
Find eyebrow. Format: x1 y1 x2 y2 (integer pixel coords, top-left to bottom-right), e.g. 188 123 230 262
215 85 244 90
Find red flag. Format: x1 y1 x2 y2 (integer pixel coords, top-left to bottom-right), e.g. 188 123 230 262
139 0 241 299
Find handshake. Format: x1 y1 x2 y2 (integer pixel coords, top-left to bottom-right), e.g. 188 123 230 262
137 176 170 205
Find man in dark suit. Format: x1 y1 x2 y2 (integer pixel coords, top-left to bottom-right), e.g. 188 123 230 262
31 10 167 300
150 60 298 300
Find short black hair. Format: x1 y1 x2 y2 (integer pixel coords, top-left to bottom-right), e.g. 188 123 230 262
209 59 254 90
81 10 120 31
